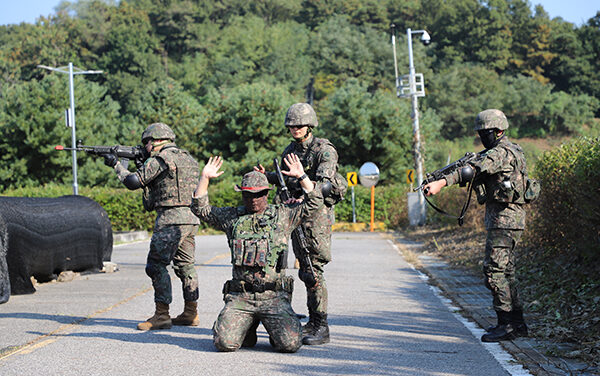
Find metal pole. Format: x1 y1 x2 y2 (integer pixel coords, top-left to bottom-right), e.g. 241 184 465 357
370 186 375 232
406 29 426 225
37 63 102 196
391 25 400 97
351 186 356 223
68 62 78 195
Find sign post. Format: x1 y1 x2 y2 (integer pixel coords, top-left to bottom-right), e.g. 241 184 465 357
359 162 380 232
347 172 358 223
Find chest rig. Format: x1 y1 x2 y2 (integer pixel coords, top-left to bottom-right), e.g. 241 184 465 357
229 206 285 272
479 142 527 204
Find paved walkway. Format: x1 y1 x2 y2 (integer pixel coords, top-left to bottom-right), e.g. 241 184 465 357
392 234 598 376
0 232 533 375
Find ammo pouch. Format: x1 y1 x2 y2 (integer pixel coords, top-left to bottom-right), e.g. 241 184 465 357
324 172 348 207
524 178 541 203
474 183 487 205
231 238 269 267
222 276 294 294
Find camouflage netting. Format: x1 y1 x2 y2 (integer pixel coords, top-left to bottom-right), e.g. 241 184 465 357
0 195 112 303
0 214 8 303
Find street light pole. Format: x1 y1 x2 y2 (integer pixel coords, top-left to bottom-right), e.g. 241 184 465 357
38 62 103 195
391 25 430 226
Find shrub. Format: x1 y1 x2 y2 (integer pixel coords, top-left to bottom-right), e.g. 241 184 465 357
527 137 600 258
334 184 410 228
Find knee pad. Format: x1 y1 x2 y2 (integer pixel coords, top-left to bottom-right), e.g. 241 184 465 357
145 263 160 278
213 336 240 352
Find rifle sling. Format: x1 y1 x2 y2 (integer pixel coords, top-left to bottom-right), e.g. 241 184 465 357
422 174 476 227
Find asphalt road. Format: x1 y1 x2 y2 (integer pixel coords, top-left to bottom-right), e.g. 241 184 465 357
0 233 527 375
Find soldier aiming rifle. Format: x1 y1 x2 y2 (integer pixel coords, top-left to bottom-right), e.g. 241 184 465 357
421 109 539 342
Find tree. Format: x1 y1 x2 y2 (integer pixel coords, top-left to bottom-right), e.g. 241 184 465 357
128 77 208 158
509 6 557 83
201 82 295 176
319 79 441 183
425 63 505 138
309 15 399 97
0 75 124 190
97 1 165 110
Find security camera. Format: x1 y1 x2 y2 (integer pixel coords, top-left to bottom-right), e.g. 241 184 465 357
421 31 431 45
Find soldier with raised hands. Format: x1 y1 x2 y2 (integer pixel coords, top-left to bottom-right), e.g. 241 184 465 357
191 154 326 352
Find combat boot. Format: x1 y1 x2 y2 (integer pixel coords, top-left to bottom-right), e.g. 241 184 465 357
172 301 199 326
302 310 316 335
137 302 172 330
481 323 518 342
302 312 330 345
486 310 510 332
509 309 528 337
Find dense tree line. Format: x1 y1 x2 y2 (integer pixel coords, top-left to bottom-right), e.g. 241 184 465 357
0 0 599 190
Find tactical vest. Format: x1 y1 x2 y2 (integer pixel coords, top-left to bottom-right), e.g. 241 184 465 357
229 206 286 272
480 142 528 204
149 146 199 208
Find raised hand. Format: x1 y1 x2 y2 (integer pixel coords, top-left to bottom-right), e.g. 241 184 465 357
202 156 224 179
281 153 304 178
253 163 266 174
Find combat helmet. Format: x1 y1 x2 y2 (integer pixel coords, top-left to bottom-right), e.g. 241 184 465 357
141 123 176 144
474 109 509 131
285 103 318 128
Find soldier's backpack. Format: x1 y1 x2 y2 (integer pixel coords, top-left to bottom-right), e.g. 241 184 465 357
524 178 540 203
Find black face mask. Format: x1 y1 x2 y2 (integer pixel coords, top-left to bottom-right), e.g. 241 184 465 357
478 129 502 149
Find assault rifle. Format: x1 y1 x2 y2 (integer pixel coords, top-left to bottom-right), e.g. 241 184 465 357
273 158 318 288
55 141 149 168
414 151 484 226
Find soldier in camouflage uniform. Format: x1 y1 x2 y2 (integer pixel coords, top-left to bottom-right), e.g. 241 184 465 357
256 103 345 345
424 109 532 342
191 154 324 352
104 123 201 331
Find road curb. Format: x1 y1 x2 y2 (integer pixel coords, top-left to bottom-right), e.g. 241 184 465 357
113 230 149 244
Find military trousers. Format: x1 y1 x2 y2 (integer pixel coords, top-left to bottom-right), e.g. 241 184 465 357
213 290 302 353
483 228 523 313
292 205 332 315
146 224 199 304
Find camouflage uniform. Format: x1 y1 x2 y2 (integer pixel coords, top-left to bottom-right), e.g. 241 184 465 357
115 142 200 305
274 133 338 317
441 110 532 343
263 102 344 345
191 172 324 352
444 136 527 313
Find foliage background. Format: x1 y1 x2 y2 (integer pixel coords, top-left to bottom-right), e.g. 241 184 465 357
1 0 600 191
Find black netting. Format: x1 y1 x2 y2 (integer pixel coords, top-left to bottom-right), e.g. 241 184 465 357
0 195 112 302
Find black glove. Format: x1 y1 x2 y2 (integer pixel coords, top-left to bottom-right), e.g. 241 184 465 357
103 153 118 167
134 157 144 169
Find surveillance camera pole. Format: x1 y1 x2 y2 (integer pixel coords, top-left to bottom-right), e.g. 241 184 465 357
406 28 426 225
38 62 103 195
391 26 429 225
